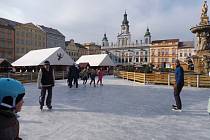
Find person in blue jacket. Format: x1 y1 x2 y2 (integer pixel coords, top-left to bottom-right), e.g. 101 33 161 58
172 59 184 111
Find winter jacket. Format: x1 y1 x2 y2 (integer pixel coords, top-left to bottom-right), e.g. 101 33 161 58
68 66 80 79
90 69 96 79
37 67 55 88
80 69 88 80
98 70 104 80
0 109 21 140
175 66 184 86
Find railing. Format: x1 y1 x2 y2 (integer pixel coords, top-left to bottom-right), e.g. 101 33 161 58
0 71 68 83
114 71 210 88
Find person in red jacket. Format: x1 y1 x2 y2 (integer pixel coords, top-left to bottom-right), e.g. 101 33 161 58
97 68 104 86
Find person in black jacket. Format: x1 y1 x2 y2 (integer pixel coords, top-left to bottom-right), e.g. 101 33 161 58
0 78 25 140
37 60 55 110
172 59 184 112
68 64 79 88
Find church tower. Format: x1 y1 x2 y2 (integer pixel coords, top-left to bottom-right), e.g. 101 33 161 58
144 27 151 44
102 33 109 47
117 11 131 46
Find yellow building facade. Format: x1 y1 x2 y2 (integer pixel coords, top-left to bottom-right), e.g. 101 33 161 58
83 42 101 55
15 23 46 60
65 39 87 61
150 39 179 69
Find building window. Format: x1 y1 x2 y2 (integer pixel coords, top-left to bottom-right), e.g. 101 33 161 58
184 53 187 57
151 50 155 56
16 31 20 36
180 53 182 57
119 58 121 63
21 31 25 37
189 53 191 56
136 58 139 62
165 49 169 55
125 58 128 62
21 48 24 53
140 58 143 62
2 41 5 47
158 49 160 56
21 39 24 44
145 57 147 62
140 52 143 56
172 49 176 55
172 58 176 63
161 49 164 56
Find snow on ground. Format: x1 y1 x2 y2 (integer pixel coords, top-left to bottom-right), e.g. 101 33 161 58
19 76 210 140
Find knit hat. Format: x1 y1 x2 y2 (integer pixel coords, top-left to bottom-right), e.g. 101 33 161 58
44 60 50 65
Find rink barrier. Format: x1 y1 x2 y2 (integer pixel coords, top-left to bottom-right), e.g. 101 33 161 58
114 71 210 88
0 71 68 83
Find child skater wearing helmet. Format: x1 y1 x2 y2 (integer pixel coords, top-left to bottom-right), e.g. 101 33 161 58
0 78 25 140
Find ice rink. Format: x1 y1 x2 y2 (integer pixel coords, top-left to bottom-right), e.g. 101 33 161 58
19 76 210 140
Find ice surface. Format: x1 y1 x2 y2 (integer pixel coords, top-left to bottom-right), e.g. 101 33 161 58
19 76 210 140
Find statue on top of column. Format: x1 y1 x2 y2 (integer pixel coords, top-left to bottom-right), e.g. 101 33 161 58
201 1 208 17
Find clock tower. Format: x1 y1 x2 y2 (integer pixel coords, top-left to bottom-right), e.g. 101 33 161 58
117 11 131 46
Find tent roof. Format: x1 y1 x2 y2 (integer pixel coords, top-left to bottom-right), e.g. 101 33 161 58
0 58 12 67
76 54 115 66
12 47 74 66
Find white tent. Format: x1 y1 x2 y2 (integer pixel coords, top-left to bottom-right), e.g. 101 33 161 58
76 54 115 66
12 47 74 66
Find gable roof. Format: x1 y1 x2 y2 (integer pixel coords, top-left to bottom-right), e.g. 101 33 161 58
39 25 64 37
76 54 115 66
0 58 12 67
179 41 194 49
0 18 19 27
12 47 74 66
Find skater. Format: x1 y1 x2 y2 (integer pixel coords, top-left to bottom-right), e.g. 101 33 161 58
90 68 96 87
0 78 25 140
97 68 104 86
68 64 79 88
80 67 89 85
37 60 55 110
172 59 184 112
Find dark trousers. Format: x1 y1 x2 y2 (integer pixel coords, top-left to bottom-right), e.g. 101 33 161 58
39 86 52 107
73 77 78 88
97 79 103 85
174 84 183 109
90 78 95 86
83 77 88 85
68 77 73 88
68 77 78 88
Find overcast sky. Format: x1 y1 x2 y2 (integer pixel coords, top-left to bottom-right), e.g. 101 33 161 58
0 0 204 44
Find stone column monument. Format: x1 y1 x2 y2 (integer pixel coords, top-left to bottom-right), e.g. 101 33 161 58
191 0 210 74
